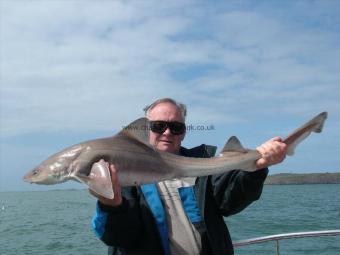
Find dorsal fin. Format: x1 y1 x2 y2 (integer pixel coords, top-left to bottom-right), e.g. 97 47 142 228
118 117 150 145
222 136 247 152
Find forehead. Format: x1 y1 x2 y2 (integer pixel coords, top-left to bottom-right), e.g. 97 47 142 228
148 102 183 121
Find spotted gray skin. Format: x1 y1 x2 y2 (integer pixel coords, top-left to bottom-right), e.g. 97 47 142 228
23 112 327 199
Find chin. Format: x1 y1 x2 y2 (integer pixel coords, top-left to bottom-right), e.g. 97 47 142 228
157 144 175 153
160 145 174 152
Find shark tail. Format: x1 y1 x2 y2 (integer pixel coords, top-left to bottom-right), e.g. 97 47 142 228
283 112 327 156
75 160 114 199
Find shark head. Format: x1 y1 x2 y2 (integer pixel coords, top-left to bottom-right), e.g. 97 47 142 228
23 145 84 184
23 164 55 184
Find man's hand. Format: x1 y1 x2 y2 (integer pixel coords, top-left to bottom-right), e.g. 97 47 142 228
89 161 123 207
256 137 287 169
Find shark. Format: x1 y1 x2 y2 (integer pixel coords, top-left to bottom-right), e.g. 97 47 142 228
23 112 328 199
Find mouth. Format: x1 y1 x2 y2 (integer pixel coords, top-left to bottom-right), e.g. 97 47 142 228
160 139 172 144
23 175 32 183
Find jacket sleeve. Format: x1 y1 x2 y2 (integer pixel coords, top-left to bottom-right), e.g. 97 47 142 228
92 186 143 248
210 168 268 217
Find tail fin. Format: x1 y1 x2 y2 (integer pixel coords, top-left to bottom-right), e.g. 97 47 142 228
284 112 327 156
76 160 114 199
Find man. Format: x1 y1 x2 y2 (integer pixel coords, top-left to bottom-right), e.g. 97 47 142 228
91 98 287 255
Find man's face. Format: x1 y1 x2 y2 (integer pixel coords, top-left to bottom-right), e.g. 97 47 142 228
148 102 185 154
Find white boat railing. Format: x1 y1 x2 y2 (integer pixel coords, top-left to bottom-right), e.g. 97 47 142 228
233 229 340 255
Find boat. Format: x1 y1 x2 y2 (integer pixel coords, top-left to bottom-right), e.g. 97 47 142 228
233 229 340 255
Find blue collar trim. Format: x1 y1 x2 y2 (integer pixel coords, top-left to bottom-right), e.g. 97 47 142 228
141 184 170 255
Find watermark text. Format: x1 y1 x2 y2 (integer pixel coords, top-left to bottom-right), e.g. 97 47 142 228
122 124 215 132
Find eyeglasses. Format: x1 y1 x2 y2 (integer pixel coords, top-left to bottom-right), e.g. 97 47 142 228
149 120 186 135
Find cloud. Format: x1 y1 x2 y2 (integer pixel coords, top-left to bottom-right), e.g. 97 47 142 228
1 0 340 138
1 1 340 191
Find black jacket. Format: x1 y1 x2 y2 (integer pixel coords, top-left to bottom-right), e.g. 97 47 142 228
92 144 268 255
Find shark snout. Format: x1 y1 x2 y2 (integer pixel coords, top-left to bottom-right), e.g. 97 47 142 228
23 169 37 183
23 167 45 183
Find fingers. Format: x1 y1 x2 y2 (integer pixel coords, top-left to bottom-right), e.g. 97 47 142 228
109 163 123 206
256 137 287 169
89 160 123 207
271 136 283 142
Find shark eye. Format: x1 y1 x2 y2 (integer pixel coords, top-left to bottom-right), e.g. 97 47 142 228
32 170 39 175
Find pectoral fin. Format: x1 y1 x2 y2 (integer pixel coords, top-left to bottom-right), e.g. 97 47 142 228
75 160 114 199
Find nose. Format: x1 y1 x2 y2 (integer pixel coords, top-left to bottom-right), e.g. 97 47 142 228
163 127 172 135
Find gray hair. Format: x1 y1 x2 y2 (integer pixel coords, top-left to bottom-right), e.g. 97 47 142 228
143 98 187 121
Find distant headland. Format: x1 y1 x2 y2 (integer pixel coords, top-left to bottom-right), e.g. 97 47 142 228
265 172 340 185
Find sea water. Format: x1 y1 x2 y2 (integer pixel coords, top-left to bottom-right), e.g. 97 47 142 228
228 184 340 254
0 184 339 255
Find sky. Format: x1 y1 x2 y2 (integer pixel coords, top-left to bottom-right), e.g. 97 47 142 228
0 0 340 192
